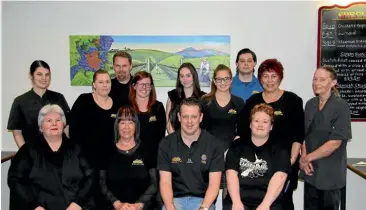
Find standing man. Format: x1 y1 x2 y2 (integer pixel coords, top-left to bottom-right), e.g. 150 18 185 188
231 48 263 102
109 50 133 106
158 98 224 210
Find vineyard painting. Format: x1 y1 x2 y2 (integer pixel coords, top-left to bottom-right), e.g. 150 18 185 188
70 35 230 87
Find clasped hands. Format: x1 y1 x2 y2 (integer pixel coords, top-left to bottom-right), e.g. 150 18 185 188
300 155 314 176
113 200 143 210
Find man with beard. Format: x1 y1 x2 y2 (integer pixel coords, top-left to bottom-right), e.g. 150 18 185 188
158 98 224 210
231 48 263 102
109 50 133 107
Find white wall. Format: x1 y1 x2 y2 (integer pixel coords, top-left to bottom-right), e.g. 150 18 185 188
2 2 365 209
2 1 364 156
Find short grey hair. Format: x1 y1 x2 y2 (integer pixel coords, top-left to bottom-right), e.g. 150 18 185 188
38 104 66 128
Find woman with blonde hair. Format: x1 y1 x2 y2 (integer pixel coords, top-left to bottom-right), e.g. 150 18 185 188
300 66 351 210
224 103 290 210
201 64 245 194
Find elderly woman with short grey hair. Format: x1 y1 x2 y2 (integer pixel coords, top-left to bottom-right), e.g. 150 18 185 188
8 104 96 210
99 105 158 210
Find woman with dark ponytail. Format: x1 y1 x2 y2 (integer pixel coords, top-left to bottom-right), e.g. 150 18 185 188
300 66 352 210
7 60 70 148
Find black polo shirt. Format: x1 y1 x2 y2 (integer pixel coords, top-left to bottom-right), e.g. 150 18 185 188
109 76 132 107
157 129 225 198
7 89 70 142
301 92 352 190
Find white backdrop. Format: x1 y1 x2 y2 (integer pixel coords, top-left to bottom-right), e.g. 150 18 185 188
2 1 366 210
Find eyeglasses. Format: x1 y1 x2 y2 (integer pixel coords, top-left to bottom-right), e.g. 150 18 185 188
136 83 152 88
214 77 232 83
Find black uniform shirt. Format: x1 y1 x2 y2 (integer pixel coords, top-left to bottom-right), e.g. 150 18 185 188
157 130 224 198
7 89 70 142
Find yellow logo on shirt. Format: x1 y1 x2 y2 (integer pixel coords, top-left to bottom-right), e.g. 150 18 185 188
201 154 207 164
252 91 260 94
274 110 283 116
149 116 157 122
111 114 117 118
132 159 144 166
172 157 182 164
228 109 237 114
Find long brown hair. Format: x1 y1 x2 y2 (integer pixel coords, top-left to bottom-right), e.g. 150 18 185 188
318 66 340 97
176 63 202 99
128 71 157 113
202 64 232 102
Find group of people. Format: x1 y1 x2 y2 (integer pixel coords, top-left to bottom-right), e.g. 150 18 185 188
6 49 352 210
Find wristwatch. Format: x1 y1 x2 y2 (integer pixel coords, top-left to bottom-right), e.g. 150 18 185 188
199 205 209 210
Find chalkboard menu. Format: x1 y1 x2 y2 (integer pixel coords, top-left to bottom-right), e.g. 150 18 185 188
318 2 366 121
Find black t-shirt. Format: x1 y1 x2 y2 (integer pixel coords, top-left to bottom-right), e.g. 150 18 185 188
157 130 225 198
225 138 290 206
69 93 119 167
237 91 304 150
100 142 157 209
201 94 245 150
109 77 132 107
138 101 166 166
7 89 70 142
167 89 206 131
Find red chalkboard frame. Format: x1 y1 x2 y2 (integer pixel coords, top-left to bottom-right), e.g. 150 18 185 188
317 2 366 122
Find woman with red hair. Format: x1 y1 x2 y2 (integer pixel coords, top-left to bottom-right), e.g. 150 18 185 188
128 71 166 166
237 59 304 210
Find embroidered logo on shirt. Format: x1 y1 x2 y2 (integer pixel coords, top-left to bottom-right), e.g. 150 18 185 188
149 116 157 122
239 154 268 178
172 157 182 164
252 91 259 94
186 158 193 164
201 154 207 164
111 114 117 118
228 109 237 114
132 159 144 166
274 110 283 116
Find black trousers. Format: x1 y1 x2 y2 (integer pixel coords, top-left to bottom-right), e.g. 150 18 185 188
282 189 294 210
304 182 341 210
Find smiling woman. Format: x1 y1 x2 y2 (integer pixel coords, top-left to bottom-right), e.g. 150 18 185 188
99 105 158 210
69 69 120 168
166 63 206 134
224 103 290 210
7 60 70 148
128 71 166 166
8 104 96 210
236 59 305 210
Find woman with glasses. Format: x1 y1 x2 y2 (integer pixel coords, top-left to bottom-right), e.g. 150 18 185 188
129 71 166 166
237 59 304 210
201 64 245 196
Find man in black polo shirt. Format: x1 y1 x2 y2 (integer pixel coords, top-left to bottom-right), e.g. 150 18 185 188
158 98 224 210
109 50 133 107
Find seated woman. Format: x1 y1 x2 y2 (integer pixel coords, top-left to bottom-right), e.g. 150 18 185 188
8 104 95 210
223 104 290 210
99 105 158 210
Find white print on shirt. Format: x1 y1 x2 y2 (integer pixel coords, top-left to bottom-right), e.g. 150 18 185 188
239 154 268 178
